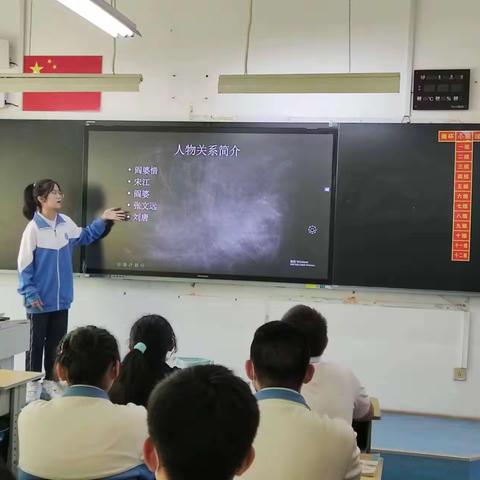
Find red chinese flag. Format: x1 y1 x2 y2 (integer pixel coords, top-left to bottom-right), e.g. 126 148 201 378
23 56 102 111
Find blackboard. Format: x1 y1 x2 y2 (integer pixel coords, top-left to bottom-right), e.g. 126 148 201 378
0 120 84 271
334 123 480 292
1 120 480 293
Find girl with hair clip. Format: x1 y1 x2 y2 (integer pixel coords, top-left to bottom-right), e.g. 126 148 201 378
17 179 125 402
17 326 150 480
110 314 179 407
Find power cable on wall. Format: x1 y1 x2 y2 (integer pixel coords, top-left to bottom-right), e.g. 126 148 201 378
348 0 352 73
26 0 33 56
111 0 117 73
244 0 253 74
29 0 33 54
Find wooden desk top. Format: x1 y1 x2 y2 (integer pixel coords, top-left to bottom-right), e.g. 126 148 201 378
360 454 383 480
371 397 382 419
0 370 42 389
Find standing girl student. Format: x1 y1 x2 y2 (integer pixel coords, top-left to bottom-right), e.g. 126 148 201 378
17 179 125 401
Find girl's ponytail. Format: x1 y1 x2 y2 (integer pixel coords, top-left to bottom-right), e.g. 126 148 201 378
22 183 36 220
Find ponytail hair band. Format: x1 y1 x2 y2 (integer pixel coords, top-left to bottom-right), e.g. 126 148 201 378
133 342 147 354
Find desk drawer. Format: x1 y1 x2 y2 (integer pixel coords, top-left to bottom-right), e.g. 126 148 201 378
0 320 29 358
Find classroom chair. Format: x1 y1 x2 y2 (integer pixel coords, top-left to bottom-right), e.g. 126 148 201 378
17 464 154 480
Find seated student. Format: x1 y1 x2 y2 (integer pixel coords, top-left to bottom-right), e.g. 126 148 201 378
244 321 361 480
18 326 150 480
143 364 259 480
110 314 178 407
282 304 373 423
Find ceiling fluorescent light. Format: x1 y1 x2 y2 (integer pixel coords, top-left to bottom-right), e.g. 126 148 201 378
0 73 143 92
218 73 400 94
55 0 141 38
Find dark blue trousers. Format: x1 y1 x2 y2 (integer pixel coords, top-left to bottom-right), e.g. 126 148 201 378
25 310 68 380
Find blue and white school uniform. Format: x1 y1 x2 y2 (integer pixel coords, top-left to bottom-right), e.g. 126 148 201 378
17 212 106 379
18 385 149 480
18 212 106 314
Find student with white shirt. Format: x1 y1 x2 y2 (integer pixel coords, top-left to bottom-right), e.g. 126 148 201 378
18 325 151 480
18 179 125 401
282 304 373 424
244 321 361 480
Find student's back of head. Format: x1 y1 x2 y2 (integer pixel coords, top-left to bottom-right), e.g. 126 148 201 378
144 365 259 480
282 304 328 357
19 326 149 480
56 325 120 389
243 321 362 480
247 320 311 391
282 304 373 425
110 314 177 406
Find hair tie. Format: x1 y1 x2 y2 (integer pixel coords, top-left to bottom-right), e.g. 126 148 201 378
133 342 147 354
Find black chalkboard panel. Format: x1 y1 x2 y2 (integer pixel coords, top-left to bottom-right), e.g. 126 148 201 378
0 120 84 271
334 123 480 292
3 119 480 293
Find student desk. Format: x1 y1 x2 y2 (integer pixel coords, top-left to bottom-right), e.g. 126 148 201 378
0 370 42 472
360 454 383 480
372 397 381 420
0 320 30 370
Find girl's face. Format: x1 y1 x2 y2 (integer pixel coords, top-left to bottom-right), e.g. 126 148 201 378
38 184 63 212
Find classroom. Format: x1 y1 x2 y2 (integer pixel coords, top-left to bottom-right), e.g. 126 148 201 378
0 1 479 480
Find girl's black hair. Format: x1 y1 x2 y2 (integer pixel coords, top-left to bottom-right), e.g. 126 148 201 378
56 325 120 388
110 314 177 407
23 179 61 220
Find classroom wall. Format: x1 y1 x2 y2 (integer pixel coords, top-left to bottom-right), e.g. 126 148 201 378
0 0 478 122
1 272 479 417
1 0 480 417
2 0 480 123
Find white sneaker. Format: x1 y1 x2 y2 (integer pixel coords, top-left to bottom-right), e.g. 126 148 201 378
26 381 42 403
42 380 64 399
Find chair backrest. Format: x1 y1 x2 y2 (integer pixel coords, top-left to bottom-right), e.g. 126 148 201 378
0 458 15 480
17 468 42 480
17 464 154 480
102 464 154 480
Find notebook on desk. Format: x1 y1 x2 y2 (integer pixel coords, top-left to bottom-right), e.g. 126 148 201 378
361 459 379 477
360 453 381 477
